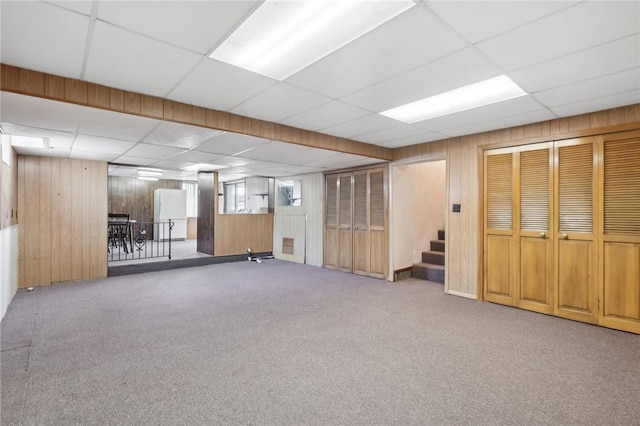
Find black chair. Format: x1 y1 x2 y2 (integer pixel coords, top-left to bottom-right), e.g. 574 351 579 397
108 213 131 254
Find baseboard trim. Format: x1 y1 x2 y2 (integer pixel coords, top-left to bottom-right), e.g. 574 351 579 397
446 289 478 300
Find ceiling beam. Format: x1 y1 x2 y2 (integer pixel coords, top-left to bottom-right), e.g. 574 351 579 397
0 64 393 161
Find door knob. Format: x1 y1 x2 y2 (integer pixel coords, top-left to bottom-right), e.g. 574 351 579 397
561 233 569 240
539 232 546 239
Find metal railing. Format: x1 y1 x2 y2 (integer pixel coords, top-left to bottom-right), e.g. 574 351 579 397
108 220 173 262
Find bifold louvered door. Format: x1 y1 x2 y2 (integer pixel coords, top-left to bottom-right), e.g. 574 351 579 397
484 135 640 334
555 138 598 324
600 131 640 333
519 144 554 314
484 144 554 311
484 150 516 305
324 167 387 279
324 174 339 270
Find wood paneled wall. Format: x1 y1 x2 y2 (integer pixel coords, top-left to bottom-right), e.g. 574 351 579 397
18 156 107 287
214 214 274 256
107 176 183 239
0 64 391 161
393 104 640 299
197 172 215 255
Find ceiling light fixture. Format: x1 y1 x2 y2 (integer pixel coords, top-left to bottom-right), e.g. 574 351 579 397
137 169 163 177
182 163 227 172
138 176 160 182
209 0 414 80
380 75 527 124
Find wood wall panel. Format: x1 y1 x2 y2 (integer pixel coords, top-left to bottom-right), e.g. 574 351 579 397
197 172 215 255
1 64 391 161
394 103 640 299
18 156 107 288
214 214 273 256
107 176 183 239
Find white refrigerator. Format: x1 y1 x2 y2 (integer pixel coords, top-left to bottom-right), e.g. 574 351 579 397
154 189 187 241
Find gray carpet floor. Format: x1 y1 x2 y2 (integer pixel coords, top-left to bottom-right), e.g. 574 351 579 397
2 260 639 425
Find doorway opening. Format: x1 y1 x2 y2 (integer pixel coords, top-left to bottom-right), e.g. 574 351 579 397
391 159 447 285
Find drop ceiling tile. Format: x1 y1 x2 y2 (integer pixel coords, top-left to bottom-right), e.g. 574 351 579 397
353 124 429 145
427 1 577 44
476 1 640 71
280 101 371 131
85 21 202 97
377 132 445 148
12 146 70 158
169 150 226 164
550 90 640 118
113 156 158 167
1 2 89 78
342 48 501 113
193 132 271 156
108 167 138 177
70 150 119 161
304 152 371 169
168 59 277 111
77 107 159 142
285 147 347 166
48 1 93 15
0 124 75 149
534 68 640 108
231 83 331 123
73 135 136 155
125 143 186 159
211 156 257 168
509 35 640 93
150 160 201 171
286 7 467 99
144 122 223 149
238 141 317 163
440 109 557 138
321 114 400 139
416 96 546 132
1 93 80 132
97 1 259 54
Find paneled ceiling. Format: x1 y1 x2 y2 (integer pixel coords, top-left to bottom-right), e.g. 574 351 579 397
1 1 638 181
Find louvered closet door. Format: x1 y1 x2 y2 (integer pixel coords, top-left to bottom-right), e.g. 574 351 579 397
600 131 640 333
352 171 369 276
338 174 353 272
484 150 516 305
518 144 554 314
324 174 339 270
555 137 598 324
368 169 387 279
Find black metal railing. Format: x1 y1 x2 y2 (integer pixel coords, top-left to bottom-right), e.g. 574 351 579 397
108 220 173 262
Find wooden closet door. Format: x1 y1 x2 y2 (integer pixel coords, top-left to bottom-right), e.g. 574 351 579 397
600 131 640 333
368 168 387 279
352 171 369 276
484 150 516 305
555 137 598 324
337 174 353 272
324 174 339 270
518 144 554 314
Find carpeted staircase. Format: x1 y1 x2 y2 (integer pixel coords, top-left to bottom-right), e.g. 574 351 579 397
411 229 445 284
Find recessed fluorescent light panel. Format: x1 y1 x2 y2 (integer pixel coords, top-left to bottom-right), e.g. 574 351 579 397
380 75 527 124
209 0 414 80
182 163 227 172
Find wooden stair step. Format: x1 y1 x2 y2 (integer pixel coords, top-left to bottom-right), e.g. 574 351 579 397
438 229 445 240
411 263 445 284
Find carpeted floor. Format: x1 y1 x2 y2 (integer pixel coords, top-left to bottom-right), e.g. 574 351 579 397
2 260 639 425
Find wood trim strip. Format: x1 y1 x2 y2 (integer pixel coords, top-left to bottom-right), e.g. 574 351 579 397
0 64 392 161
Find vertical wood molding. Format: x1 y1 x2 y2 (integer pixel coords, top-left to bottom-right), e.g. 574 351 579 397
0 64 392 161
